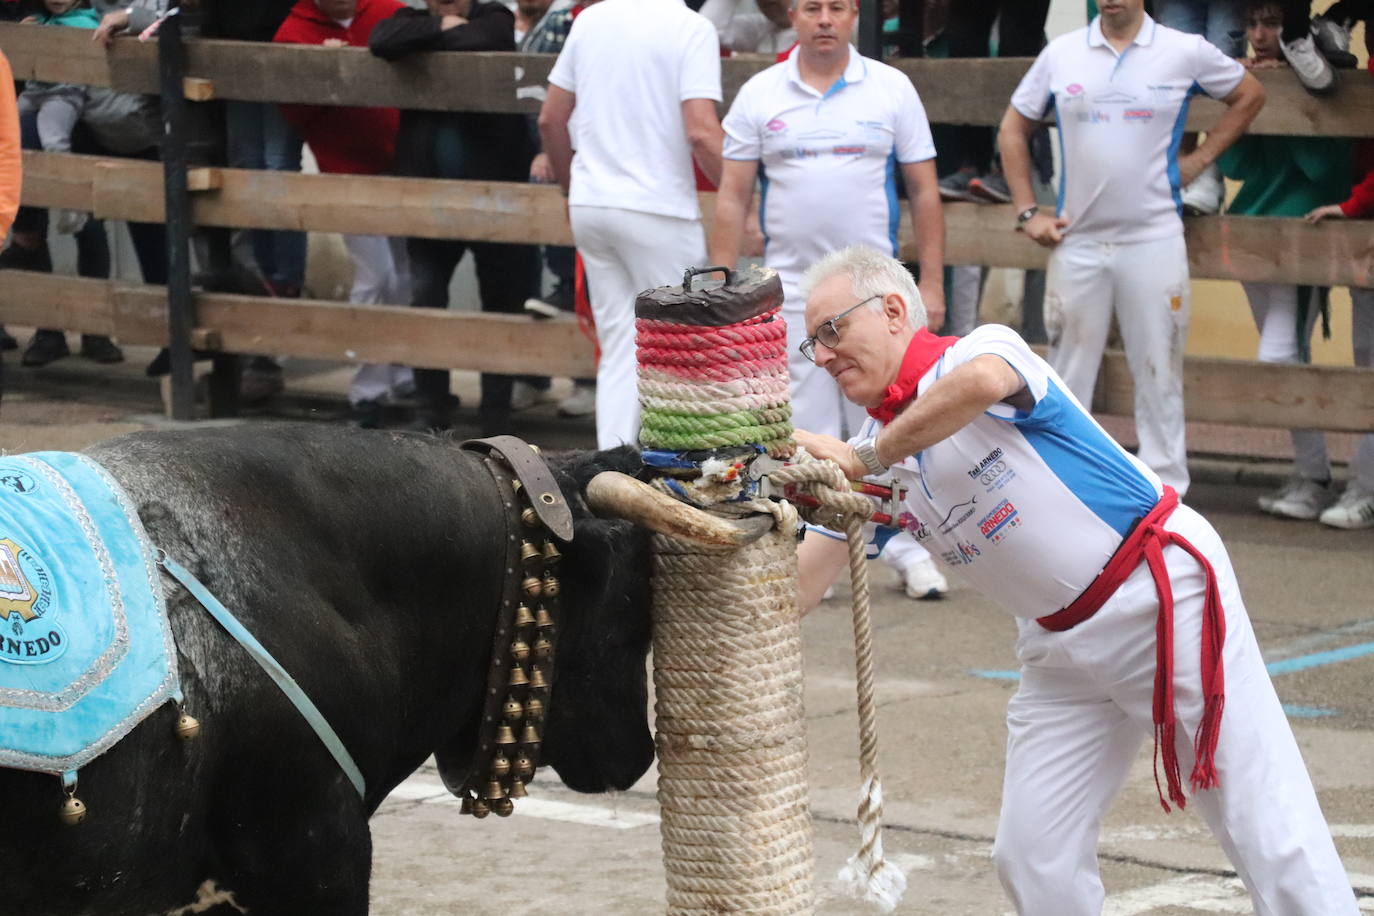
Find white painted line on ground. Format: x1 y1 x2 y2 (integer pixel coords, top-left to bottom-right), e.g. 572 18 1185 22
387 776 659 829
1099 875 1252 915
1332 825 1374 839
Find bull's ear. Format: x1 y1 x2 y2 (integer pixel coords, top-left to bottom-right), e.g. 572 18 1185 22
584 472 774 547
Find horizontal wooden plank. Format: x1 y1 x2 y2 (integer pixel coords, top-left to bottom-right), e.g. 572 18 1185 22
0 271 597 377
2 23 1370 135
19 152 1374 287
1 270 1370 431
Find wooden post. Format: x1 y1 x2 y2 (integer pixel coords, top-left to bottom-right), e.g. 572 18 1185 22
857 0 883 59
158 2 196 420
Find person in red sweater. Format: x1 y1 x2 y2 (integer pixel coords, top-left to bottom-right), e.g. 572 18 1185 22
274 0 415 427
1302 54 1374 529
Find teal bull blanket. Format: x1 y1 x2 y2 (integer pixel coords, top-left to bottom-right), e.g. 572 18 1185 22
0 451 179 779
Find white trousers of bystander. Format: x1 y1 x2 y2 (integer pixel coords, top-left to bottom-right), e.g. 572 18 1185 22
571 205 706 449
342 234 413 407
1046 234 1191 495
993 504 1357 916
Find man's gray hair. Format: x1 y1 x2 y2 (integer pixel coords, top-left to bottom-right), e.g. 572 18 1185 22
799 245 928 330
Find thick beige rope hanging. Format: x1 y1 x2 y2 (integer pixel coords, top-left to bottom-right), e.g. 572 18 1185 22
762 458 908 913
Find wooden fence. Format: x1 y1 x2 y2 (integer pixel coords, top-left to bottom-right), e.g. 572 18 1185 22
0 22 1371 431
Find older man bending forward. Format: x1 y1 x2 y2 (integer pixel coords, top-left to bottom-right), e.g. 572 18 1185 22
794 245 1356 916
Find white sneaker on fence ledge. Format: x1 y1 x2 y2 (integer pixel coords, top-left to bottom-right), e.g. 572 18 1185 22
1281 33 1337 94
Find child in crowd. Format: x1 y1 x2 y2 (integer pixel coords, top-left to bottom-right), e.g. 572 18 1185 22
1219 0 1356 523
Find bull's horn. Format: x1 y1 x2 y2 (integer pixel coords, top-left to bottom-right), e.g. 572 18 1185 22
585 472 775 547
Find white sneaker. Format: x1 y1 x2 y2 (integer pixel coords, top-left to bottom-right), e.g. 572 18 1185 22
1258 476 1337 520
1281 33 1337 95
1181 164 1224 216
1318 484 1374 530
558 384 597 418
901 556 948 600
1310 15 1358 69
511 381 556 412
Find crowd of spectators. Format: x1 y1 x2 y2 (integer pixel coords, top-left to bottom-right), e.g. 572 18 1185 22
0 0 1369 528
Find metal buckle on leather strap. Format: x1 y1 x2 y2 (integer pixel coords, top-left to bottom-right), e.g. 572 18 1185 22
461 436 574 541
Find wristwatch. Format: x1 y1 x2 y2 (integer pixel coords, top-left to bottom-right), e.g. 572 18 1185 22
1015 205 1039 231
854 438 888 476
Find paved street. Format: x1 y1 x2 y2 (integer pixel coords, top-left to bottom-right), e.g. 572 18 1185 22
3 345 1371 914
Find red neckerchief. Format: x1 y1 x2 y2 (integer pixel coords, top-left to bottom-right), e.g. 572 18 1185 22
866 329 960 424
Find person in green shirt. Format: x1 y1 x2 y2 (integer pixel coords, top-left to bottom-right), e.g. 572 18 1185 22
1217 0 1354 522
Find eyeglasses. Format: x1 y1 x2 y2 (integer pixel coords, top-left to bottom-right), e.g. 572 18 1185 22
799 295 879 363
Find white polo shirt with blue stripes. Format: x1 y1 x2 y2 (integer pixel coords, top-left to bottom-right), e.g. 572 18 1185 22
822 325 1164 618
1009 14 1244 243
722 49 936 288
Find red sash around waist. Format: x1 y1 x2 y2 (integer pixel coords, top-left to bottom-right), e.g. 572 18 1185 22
1036 487 1226 813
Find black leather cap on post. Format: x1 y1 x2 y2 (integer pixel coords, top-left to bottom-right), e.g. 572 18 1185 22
635 264 783 327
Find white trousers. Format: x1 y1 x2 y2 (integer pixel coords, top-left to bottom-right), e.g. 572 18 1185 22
1242 282 1330 481
993 505 1356 916
571 205 705 449
343 234 413 407
1348 288 1374 491
1046 234 1190 494
778 273 932 571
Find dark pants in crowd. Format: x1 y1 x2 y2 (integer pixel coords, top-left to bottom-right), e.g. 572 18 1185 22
944 0 1052 173
407 237 539 430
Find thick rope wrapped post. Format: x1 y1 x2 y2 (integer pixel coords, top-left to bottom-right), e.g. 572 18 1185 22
637 266 814 914
764 459 906 913
651 498 813 914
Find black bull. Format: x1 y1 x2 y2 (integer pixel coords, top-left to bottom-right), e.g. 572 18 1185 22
0 425 768 915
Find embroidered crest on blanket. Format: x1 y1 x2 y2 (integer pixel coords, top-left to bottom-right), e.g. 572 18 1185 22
0 451 178 775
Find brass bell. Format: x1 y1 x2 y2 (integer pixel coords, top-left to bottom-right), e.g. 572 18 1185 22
520 540 541 565
528 444 542 455
541 574 560 598
521 723 541 747
460 794 474 815
524 697 544 720
514 604 535 628
514 753 534 778
491 754 511 778
521 507 539 528
492 797 515 817
529 666 548 690
509 666 529 688
502 696 524 720
535 606 555 630
509 779 528 798
522 576 542 598
510 639 530 662
496 724 516 745
542 541 561 564
175 710 201 741
533 637 553 661
511 478 523 493
471 798 490 819
59 793 86 827
485 779 506 801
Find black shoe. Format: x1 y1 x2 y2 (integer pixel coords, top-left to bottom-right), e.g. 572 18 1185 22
240 359 285 405
0 241 53 273
0 327 16 351
351 399 384 429
80 335 124 364
21 331 70 367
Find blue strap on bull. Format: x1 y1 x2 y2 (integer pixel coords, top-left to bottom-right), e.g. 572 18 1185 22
0 452 180 782
157 553 366 799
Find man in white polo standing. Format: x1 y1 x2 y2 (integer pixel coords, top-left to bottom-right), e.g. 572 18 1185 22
708 0 950 598
539 0 724 449
998 0 1264 495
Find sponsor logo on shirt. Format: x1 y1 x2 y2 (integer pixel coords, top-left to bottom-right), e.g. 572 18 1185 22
1147 84 1179 102
1065 83 1084 96
1124 108 1155 121
978 499 1022 544
979 460 1015 491
832 145 866 156
1076 109 1112 123
938 496 979 534
896 511 931 541
941 540 983 566
766 118 787 132
1092 90 1137 105
967 448 1004 479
